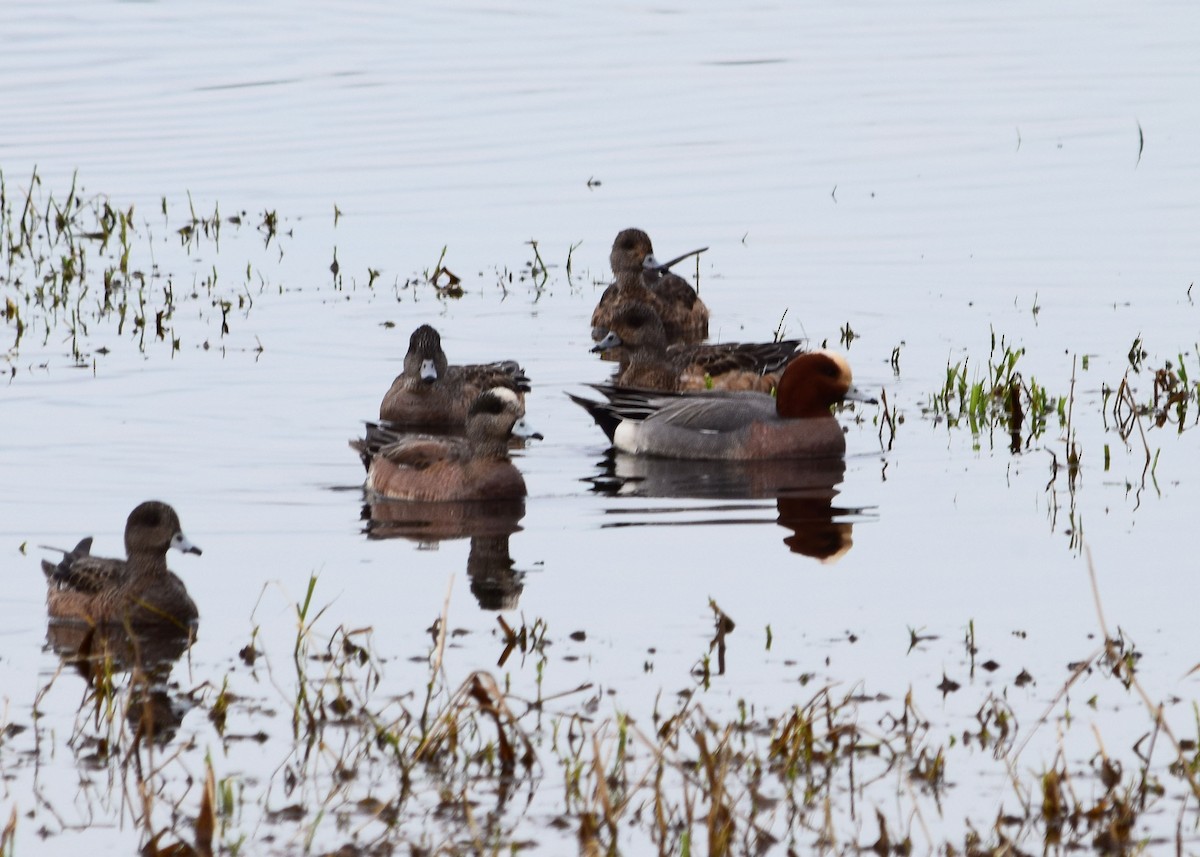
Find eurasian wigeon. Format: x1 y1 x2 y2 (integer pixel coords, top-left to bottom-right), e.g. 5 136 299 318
592 302 803 392
591 228 709 345
379 324 530 427
568 350 875 460
362 388 542 501
41 501 202 627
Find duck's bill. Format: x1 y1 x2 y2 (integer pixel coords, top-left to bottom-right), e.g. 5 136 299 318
172 532 203 556
844 384 879 406
512 417 545 441
648 246 709 272
590 330 622 353
420 358 439 383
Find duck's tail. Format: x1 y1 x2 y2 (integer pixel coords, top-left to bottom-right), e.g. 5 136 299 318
565 392 622 442
349 421 408 471
40 537 93 581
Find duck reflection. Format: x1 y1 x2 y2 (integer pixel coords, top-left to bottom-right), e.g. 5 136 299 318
362 497 527 610
46 621 195 745
587 452 858 562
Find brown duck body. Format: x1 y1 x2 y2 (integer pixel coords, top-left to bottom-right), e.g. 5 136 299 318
591 229 709 346
42 501 201 628
380 324 530 427
367 441 529 502
594 302 802 393
364 388 540 502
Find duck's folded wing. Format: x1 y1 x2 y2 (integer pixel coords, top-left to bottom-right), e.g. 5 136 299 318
46 554 125 593
585 384 681 421
489 360 532 392
350 421 403 469
377 437 456 470
653 395 777 433
679 340 804 377
590 282 620 323
451 362 531 393
650 273 700 310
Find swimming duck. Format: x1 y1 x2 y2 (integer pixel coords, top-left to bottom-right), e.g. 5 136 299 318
363 387 542 501
568 350 875 460
591 228 709 345
380 324 530 427
41 501 201 627
592 302 803 392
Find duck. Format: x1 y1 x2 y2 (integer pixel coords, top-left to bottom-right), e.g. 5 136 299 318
379 324 530 427
568 350 875 460
40 501 202 627
362 387 542 501
591 228 709 345
592 301 803 392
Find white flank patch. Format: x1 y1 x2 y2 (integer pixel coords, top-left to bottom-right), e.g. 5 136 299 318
489 386 520 406
613 421 640 453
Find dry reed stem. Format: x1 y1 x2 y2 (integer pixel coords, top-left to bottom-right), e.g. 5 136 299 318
431 574 453 680
0 805 16 855
194 759 216 856
1085 546 1200 799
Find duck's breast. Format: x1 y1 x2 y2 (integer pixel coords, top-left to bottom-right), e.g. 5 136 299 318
743 417 846 459
380 380 469 426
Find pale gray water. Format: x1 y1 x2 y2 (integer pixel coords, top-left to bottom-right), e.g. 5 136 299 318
3 0 1200 853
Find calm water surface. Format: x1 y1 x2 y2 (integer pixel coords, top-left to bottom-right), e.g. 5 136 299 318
2 0 1199 853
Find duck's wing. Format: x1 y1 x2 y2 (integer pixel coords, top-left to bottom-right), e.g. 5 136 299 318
448 361 531 394
376 436 461 470
616 359 682 392
569 383 681 442
674 340 805 378
590 282 620 321
584 384 681 420
650 272 701 311
44 546 127 594
350 421 409 469
650 394 777 433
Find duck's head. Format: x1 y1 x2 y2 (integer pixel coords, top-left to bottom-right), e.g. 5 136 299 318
775 351 876 419
405 324 449 383
126 501 202 557
591 302 668 354
609 228 655 275
468 387 543 443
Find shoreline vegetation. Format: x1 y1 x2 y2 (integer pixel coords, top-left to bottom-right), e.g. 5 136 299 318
9 565 1200 855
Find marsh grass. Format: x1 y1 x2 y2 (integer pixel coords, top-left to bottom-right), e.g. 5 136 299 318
525 239 549 291
926 329 1063 453
929 331 1200 451
926 329 1199 546
426 245 464 297
0 169 291 370
11 562 1200 855
6 173 583 371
